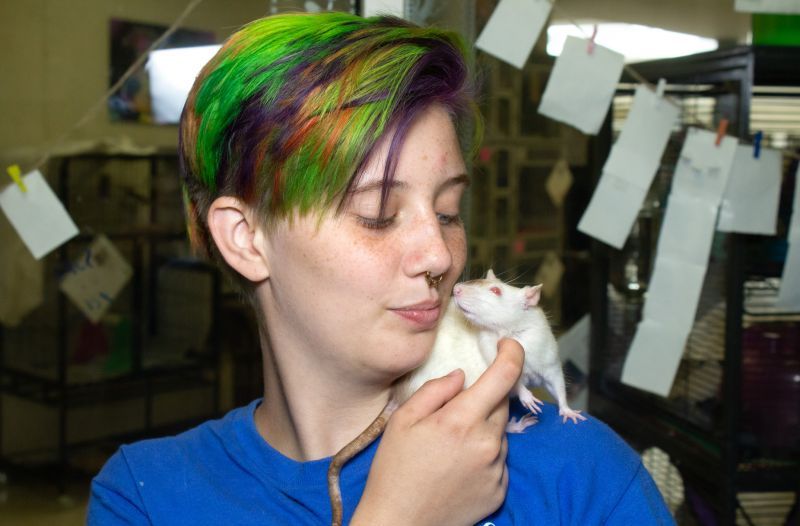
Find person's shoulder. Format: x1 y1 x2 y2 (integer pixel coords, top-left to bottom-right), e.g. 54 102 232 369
502 402 676 524
97 401 255 482
507 401 641 477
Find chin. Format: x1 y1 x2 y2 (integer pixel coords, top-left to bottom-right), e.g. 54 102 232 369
387 335 436 375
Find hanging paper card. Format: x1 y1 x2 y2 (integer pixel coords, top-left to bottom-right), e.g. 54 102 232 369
557 314 590 373
642 257 707 330
777 235 800 311
577 173 648 249
538 36 625 134
621 319 690 397
717 146 781 235
656 194 719 267
603 85 679 188
670 128 738 203
475 0 552 69
777 165 800 310
59 235 133 323
735 0 800 13
0 169 79 259
533 251 565 298
546 159 574 207
622 128 738 398
362 0 405 17
578 85 679 248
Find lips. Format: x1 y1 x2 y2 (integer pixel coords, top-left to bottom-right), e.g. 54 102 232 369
391 301 442 329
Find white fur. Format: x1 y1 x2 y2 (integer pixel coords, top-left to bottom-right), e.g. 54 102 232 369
394 301 488 402
396 271 585 426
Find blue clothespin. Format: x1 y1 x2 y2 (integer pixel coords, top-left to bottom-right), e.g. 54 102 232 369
753 131 763 159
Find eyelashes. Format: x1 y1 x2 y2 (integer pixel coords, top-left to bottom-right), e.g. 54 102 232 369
356 213 462 230
357 216 395 230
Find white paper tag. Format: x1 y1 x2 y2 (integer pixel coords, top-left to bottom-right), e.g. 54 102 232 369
735 0 800 14
717 145 782 235
671 128 738 204
643 257 707 330
578 173 648 249
621 127 739 398
59 235 133 323
621 319 690 397
557 314 590 373
603 85 679 188
534 251 565 298
538 36 625 134
546 159 574 207
777 164 800 310
475 0 552 69
656 194 719 267
0 170 79 259
362 0 405 17
577 84 679 248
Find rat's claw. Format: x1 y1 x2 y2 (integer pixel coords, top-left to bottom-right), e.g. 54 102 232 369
506 414 538 433
559 408 586 424
519 389 544 414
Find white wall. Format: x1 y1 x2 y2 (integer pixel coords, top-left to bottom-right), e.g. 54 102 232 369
0 0 269 159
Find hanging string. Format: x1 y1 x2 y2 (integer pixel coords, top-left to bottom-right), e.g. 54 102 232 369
546 0 800 160
28 0 206 174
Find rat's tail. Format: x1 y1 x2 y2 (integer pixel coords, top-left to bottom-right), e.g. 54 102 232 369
327 401 397 526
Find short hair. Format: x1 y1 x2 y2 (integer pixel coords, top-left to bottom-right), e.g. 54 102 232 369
179 12 482 292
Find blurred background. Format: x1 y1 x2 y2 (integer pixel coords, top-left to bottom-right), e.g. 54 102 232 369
0 1 798 524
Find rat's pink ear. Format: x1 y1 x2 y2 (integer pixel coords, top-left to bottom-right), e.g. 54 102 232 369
522 284 543 309
486 268 496 280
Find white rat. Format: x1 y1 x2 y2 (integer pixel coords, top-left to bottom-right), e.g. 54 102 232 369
327 270 584 526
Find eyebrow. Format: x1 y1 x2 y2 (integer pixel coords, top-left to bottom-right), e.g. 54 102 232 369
351 174 471 195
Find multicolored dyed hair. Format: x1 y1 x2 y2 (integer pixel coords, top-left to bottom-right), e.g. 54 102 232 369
179 12 482 288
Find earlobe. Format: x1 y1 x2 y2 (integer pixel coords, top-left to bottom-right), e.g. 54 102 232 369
206 197 270 282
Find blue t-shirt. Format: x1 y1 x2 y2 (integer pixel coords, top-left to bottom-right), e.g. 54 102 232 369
88 400 675 525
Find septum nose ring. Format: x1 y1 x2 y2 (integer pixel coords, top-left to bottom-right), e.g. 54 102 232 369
425 271 444 289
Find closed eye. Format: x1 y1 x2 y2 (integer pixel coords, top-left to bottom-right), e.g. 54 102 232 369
357 215 395 230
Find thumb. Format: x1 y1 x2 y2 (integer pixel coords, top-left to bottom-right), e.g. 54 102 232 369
396 369 465 424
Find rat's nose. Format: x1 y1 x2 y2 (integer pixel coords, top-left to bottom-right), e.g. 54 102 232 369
453 284 462 296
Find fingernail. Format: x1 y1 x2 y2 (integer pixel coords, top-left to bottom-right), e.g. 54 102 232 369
446 368 462 377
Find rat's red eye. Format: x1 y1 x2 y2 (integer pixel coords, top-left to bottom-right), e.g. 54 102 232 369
490 286 502 296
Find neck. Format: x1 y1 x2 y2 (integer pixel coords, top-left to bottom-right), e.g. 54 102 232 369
254 330 392 462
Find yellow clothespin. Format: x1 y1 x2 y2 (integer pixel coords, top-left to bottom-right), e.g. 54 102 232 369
6 164 27 193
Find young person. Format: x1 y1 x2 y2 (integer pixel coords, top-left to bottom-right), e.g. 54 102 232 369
88 12 674 525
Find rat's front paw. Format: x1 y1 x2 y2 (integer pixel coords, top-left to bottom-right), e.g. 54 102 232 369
506 414 538 433
559 408 586 424
518 388 544 414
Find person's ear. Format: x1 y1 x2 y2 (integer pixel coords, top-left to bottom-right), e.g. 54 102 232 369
206 196 270 282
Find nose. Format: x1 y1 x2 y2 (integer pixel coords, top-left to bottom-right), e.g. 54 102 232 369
403 212 454 281
453 284 462 296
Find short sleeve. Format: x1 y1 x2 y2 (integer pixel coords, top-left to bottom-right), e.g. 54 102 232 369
87 448 151 525
604 462 676 525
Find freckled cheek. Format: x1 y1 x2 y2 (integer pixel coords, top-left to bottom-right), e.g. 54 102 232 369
446 228 467 274
344 235 400 295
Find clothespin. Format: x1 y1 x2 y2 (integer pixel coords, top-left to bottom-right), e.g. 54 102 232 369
6 164 27 193
715 119 729 147
753 131 763 159
587 24 598 55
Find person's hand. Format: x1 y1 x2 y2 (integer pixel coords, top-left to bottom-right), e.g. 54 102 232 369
351 338 524 526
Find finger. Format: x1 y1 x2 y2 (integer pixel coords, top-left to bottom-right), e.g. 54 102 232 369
397 369 465 424
456 338 524 417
